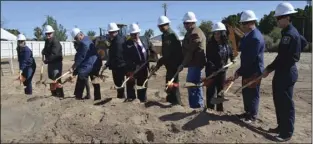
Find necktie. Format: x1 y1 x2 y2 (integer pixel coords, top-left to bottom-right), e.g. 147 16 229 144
136 42 145 62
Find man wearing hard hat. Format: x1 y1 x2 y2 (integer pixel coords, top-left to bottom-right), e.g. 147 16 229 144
41 25 65 97
180 11 206 108
154 16 183 105
231 10 265 123
70 28 99 100
204 22 236 112
263 2 308 142
104 22 127 99
123 23 153 102
16 34 37 95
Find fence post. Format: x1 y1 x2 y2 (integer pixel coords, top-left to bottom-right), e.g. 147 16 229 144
10 42 14 74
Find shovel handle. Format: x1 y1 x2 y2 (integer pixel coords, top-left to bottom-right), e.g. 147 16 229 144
234 74 263 94
55 71 71 82
205 62 234 80
225 81 234 93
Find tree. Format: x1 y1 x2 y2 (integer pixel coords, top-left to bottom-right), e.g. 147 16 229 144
258 11 277 34
5 29 20 36
33 27 43 41
41 15 67 41
222 13 241 28
199 20 213 38
87 30 96 40
144 29 154 38
268 27 281 43
177 24 186 36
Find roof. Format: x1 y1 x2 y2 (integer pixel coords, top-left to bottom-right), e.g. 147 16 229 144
1 28 17 41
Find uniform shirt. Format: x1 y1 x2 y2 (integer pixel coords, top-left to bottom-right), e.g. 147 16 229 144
266 24 303 71
17 46 35 71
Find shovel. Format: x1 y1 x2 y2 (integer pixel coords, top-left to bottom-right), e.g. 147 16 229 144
91 65 108 84
210 81 234 105
164 69 183 106
137 66 158 90
35 63 45 86
15 71 26 90
183 62 234 88
42 71 72 85
234 74 264 95
111 61 148 90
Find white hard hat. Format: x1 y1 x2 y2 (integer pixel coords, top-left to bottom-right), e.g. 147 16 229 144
158 16 171 26
129 23 141 34
71 28 81 38
107 22 120 32
239 10 258 22
212 22 227 32
17 34 26 41
44 25 55 33
274 2 297 17
183 11 197 23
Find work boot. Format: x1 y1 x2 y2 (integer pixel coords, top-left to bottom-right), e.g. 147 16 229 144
117 88 125 99
268 126 280 134
93 84 101 101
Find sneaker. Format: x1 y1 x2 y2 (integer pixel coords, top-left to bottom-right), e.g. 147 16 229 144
243 117 256 123
268 127 279 134
235 113 248 119
275 135 291 142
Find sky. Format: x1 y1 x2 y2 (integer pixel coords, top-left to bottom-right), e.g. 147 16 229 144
1 1 309 40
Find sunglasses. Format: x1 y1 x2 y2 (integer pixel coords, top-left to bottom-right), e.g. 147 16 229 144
45 33 53 36
240 22 250 25
276 16 286 21
183 22 192 25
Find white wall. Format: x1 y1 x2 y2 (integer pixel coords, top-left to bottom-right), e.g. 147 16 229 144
1 41 76 59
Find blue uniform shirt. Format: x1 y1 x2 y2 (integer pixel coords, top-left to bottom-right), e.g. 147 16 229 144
267 24 304 71
17 46 35 71
237 28 265 77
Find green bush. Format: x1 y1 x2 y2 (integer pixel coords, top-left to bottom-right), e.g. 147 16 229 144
263 35 274 52
269 27 282 43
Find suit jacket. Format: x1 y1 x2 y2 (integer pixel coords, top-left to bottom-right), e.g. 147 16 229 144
123 36 152 72
237 28 265 78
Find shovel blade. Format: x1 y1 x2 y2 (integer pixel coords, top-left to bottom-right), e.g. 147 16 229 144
210 97 229 105
91 77 103 84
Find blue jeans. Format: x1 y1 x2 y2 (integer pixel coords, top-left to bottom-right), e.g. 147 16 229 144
186 67 204 108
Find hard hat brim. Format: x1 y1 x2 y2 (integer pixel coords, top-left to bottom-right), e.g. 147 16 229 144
158 22 170 26
130 29 141 34
239 18 258 23
183 19 197 23
108 28 120 32
45 30 55 33
274 10 297 17
212 29 227 32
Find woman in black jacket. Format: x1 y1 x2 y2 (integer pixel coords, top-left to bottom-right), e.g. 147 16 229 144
205 22 235 112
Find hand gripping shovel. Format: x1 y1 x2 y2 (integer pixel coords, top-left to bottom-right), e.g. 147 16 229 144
183 62 234 88
111 61 148 90
15 71 26 90
35 63 45 87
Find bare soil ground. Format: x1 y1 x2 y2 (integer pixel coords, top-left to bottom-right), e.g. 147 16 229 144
1 53 312 143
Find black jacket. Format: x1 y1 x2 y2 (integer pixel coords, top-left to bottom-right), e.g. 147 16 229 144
42 37 63 63
158 28 183 69
123 36 152 72
206 40 234 73
105 35 126 70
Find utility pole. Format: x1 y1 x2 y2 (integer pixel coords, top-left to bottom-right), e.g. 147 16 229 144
162 3 167 16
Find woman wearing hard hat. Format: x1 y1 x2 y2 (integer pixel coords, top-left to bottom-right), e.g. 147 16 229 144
70 28 100 100
180 11 206 109
123 23 152 102
263 2 308 142
41 25 65 97
204 22 235 112
231 10 265 123
16 34 37 95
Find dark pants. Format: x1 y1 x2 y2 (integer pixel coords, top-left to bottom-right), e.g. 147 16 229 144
89 72 101 100
242 76 260 119
112 67 126 98
165 67 181 105
48 61 64 97
273 66 298 138
22 64 36 95
126 66 148 102
74 74 89 99
206 71 226 111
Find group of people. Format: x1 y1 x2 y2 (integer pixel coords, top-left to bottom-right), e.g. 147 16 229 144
15 2 307 142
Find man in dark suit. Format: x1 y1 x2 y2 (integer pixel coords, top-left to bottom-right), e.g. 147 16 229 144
41 25 64 97
123 23 153 102
104 22 127 99
232 10 265 123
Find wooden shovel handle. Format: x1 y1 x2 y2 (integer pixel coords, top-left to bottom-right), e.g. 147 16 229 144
54 71 71 82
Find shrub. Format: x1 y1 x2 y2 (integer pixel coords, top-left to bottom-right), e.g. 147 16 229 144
263 35 274 52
